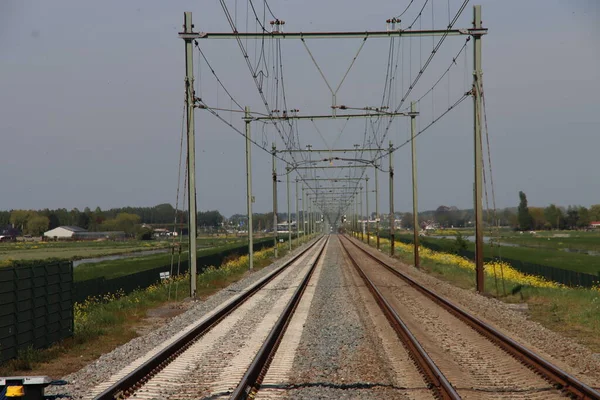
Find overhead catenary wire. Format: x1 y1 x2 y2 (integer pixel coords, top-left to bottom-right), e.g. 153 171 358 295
198 101 294 166
201 1 480 219
373 0 471 160
372 91 470 162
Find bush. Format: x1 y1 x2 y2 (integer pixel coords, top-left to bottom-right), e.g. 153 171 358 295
450 233 468 254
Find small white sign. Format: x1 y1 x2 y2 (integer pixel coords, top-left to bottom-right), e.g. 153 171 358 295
159 272 171 280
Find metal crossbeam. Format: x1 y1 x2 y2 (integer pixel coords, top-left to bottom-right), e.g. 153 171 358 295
180 28 488 40
278 148 383 153
302 177 364 181
255 112 416 121
295 165 371 169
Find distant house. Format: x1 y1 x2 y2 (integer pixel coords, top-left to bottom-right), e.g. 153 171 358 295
43 226 86 239
590 221 600 229
0 225 19 242
73 231 126 240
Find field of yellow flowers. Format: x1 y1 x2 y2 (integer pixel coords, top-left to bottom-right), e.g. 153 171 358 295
371 235 596 291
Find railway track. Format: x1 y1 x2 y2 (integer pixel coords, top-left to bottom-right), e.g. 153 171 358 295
90 235 327 400
339 234 600 399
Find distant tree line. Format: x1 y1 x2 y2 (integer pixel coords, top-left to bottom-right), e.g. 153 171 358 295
393 192 599 231
0 204 227 236
2 193 597 237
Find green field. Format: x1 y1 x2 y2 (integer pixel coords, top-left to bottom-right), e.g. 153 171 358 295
0 236 250 265
494 230 600 252
398 232 600 275
73 238 267 281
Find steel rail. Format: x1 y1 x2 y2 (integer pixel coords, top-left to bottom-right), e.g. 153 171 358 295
94 236 326 400
343 235 600 400
338 236 459 399
231 236 330 399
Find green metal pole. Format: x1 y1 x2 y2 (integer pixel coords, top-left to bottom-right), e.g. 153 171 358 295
366 177 370 245
272 143 278 257
389 141 395 256
183 12 198 297
360 186 364 241
411 101 420 268
287 167 292 250
244 107 253 270
302 185 306 239
473 5 484 292
375 164 380 250
295 178 300 247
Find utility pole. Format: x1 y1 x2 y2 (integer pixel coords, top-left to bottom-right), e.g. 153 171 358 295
286 167 292 250
359 186 364 241
473 5 484 292
375 164 380 250
411 101 420 268
308 200 312 236
244 107 254 270
366 177 370 245
389 141 395 256
295 178 300 247
302 185 306 239
310 201 314 236
272 143 278 257
183 12 198 297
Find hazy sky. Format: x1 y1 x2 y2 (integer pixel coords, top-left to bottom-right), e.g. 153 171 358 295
1 1 598 217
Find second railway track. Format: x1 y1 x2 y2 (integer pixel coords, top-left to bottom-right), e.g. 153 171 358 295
89 235 328 400
339 234 600 399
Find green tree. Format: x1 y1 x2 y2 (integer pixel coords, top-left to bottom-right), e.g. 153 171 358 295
529 207 546 230
401 212 414 229
26 215 49 236
543 204 563 230
565 206 579 229
0 211 11 227
589 204 600 221
577 206 590 228
198 210 224 228
100 212 141 235
517 191 532 230
10 210 36 232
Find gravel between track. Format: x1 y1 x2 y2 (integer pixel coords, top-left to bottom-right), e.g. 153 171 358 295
46 238 320 400
349 236 600 390
283 236 431 399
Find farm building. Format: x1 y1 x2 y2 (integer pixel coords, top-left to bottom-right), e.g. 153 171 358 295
590 221 600 229
43 226 86 239
72 231 127 240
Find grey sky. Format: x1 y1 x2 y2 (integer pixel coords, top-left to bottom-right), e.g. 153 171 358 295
1 1 598 218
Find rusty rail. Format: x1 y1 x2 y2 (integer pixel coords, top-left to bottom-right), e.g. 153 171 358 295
342 234 600 400
339 236 459 399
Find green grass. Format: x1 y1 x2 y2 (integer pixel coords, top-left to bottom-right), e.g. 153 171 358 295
495 231 600 252
0 240 171 263
0 236 259 266
73 238 273 281
397 233 600 275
